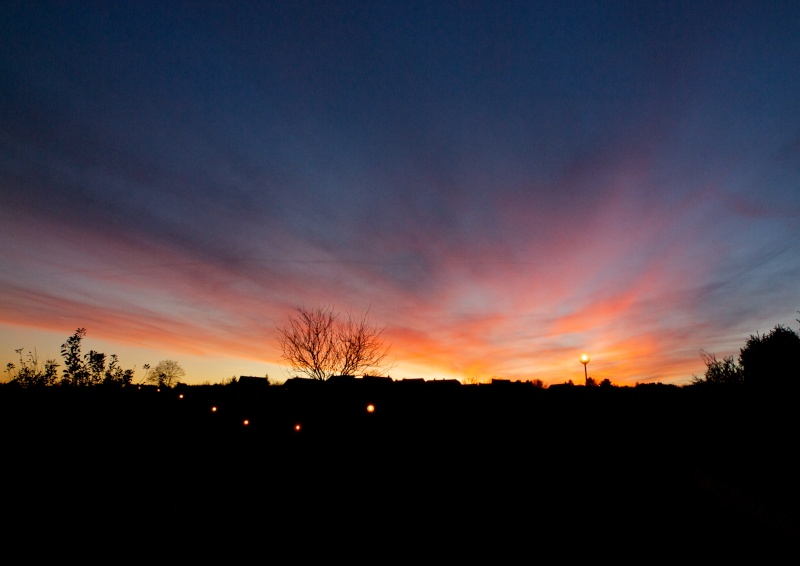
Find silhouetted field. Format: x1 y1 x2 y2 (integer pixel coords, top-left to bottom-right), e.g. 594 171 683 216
2 380 798 559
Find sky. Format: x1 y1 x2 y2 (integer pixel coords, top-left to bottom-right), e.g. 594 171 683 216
2 1 799 387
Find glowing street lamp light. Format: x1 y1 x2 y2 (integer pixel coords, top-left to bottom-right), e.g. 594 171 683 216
580 353 590 385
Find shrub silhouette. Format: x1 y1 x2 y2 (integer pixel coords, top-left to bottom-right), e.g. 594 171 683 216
5 348 59 387
692 350 744 387
739 324 800 391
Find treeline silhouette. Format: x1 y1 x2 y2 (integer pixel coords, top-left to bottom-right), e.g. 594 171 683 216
2 320 800 558
5 327 186 388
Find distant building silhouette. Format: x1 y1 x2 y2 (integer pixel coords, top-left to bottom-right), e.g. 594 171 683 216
237 376 270 389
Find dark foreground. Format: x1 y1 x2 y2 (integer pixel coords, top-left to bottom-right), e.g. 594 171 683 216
2 380 798 560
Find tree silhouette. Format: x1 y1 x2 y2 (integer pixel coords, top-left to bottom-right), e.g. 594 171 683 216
739 324 800 391
103 354 134 386
277 305 392 380
146 359 186 387
60 328 90 386
53 328 136 387
85 350 106 385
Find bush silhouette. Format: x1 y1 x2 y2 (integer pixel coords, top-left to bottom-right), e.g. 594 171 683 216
692 350 744 387
739 324 800 391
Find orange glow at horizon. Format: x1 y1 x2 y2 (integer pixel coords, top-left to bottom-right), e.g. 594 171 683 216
0 220 745 389
0 189 731 389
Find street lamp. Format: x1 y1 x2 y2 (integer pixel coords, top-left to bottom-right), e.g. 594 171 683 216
580 353 590 385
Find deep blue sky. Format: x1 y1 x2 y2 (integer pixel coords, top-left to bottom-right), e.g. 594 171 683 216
2 1 799 385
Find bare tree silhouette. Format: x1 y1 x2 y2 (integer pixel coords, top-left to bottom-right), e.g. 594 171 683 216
277 305 392 380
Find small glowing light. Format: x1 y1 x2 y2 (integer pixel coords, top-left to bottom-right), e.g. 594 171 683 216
580 353 590 365
294 424 302 432
366 404 375 413
178 394 184 399
243 419 250 426
211 406 218 412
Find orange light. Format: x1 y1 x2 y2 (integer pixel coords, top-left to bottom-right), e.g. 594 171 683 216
294 424 302 432
178 394 184 399
580 353 590 365
243 419 250 426
211 406 217 412
366 404 375 413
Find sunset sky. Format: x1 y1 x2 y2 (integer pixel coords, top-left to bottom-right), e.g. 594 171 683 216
2 1 799 386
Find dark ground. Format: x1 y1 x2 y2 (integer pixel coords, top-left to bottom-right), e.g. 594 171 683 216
1 381 798 560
